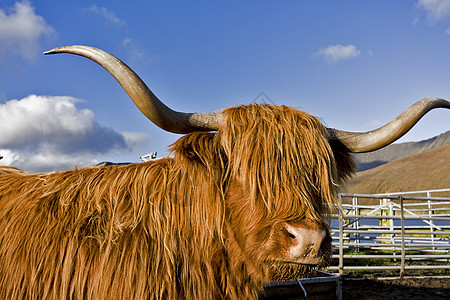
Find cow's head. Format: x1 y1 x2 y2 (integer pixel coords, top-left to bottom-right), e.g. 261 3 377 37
215 104 346 279
44 46 450 280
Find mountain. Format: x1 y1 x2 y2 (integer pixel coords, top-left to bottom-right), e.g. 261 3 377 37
354 131 450 172
344 144 450 196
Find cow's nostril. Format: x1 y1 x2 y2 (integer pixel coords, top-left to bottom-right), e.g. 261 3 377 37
283 227 297 239
287 232 296 239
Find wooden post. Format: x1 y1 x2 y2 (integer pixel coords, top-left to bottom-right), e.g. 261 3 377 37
427 191 436 250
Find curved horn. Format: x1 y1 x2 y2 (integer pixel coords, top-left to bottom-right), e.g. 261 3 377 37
44 45 222 133
328 98 450 153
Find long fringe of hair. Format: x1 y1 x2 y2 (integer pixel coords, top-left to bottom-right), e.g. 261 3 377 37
220 104 354 221
0 104 354 299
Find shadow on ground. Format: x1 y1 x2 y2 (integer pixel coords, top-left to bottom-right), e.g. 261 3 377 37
343 277 449 300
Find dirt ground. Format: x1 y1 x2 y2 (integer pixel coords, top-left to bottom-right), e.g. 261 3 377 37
342 277 450 299
262 271 450 299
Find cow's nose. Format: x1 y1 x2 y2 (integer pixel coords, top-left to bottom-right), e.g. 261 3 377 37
283 223 327 265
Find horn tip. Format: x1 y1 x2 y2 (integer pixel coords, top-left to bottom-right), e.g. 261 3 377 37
44 47 65 55
44 45 85 55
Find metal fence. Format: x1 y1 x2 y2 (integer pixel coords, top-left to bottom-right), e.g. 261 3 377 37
328 189 450 277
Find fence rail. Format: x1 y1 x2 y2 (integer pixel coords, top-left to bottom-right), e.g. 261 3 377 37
329 189 450 277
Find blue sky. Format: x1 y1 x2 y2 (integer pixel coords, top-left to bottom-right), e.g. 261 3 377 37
0 0 449 171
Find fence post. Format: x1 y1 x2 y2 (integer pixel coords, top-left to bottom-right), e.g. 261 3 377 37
380 198 389 228
427 191 435 250
339 194 344 276
389 201 395 257
400 196 405 279
353 196 360 252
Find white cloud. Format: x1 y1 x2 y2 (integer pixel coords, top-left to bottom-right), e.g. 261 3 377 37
417 0 450 22
0 95 149 172
0 1 55 61
315 44 361 64
122 38 156 66
122 132 152 151
84 5 127 27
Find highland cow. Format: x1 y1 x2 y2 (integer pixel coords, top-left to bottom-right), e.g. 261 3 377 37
0 46 448 299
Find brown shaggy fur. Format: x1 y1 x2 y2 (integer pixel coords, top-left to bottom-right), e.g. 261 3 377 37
0 104 354 299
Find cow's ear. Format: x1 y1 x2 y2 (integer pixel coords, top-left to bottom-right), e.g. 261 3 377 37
171 132 218 165
329 139 356 184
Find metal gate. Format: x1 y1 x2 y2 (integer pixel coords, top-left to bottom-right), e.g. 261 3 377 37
328 189 450 277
